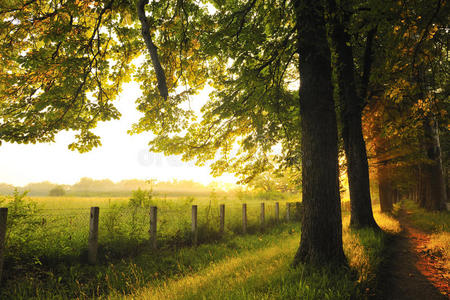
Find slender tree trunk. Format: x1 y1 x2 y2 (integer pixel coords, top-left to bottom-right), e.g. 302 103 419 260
324 0 379 229
378 164 393 213
393 188 399 204
418 163 428 208
293 0 346 267
414 166 420 203
346 114 379 228
423 117 447 211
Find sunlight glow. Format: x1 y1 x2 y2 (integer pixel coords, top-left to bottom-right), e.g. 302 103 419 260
0 81 238 187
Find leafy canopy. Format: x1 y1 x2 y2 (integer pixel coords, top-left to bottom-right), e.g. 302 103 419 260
0 0 209 152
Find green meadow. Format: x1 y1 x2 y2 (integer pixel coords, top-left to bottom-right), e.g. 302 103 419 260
0 192 400 299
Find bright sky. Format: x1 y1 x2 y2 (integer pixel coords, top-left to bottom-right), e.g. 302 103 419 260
0 82 238 187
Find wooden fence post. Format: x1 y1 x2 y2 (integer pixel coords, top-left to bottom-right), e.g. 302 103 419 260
192 205 198 246
242 204 247 234
275 202 279 222
260 203 265 231
0 208 7 282
149 206 157 249
219 204 225 234
286 202 290 222
88 207 99 264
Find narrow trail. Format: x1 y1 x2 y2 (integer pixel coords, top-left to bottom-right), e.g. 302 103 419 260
381 209 449 300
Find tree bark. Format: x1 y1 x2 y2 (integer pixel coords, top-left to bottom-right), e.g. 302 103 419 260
423 117 447 210
377 164 393 213
137 0 169 99
324 0 379 229
293 0 346 267
418 163 428 208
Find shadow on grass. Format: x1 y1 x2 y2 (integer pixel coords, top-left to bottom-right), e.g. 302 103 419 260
1 222 301 299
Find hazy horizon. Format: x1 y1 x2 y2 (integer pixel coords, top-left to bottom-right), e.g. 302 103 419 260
0 176 238 189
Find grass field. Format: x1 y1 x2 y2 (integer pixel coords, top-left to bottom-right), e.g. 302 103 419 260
2 194 298 262
0 193 400 299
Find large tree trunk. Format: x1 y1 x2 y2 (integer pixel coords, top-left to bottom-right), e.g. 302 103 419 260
293 0 346 266
423 117 447 210
324 1 379 230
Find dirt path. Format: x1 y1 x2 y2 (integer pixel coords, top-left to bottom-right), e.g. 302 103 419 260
381 209 449 300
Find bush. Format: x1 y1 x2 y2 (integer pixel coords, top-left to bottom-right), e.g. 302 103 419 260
3 189 41 264
129 188 154 208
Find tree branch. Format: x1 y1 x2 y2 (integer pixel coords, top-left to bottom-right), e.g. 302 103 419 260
137 0 169 100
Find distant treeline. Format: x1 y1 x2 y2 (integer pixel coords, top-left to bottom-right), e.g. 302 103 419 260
0 178 221 197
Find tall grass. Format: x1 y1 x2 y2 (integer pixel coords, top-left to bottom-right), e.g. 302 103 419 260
126 210 400 300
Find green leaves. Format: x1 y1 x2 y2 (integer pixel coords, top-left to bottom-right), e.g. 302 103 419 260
131 0 302 183
0 0 139 150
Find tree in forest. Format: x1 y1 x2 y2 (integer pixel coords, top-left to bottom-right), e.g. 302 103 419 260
323 0 380 229
292 0 345 265
362 0 449 212
48 185 65 196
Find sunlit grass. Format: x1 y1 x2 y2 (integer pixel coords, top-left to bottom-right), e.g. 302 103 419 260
429 232 450 270
127 238 297 300
373 206 402 234
118 210 400 300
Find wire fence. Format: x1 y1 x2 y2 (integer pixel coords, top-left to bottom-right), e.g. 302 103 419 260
0 201 302 273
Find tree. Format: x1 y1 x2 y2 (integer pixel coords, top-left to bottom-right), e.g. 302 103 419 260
362 0 449 212
140 0 346 265
290 0 345 266
248 165 300 194
0 183 15 195
2 0 348 266
0 0 191 150
48 185 65 196
323 0 379 229
23 181 58 196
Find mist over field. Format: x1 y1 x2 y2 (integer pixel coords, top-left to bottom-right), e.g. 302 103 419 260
0 178 227 197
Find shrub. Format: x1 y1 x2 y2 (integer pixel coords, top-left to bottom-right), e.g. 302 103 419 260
129 188 154 208
3 189 41 264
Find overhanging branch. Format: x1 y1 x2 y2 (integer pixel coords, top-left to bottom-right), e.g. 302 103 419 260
137 0 169 100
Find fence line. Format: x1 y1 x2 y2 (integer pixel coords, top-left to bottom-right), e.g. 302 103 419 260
0 202 302 270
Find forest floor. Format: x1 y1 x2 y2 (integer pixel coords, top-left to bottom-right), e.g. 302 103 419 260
381 208 449 299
